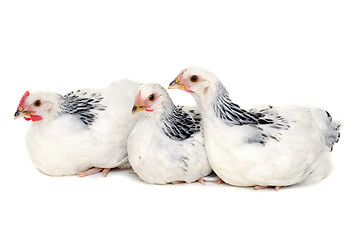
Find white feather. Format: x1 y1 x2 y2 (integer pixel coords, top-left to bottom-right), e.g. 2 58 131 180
172 67 341 187
202 106 335 186
127 83 212 184
23 79 140 176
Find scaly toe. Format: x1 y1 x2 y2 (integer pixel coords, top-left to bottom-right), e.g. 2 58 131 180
171 181 186 185
102 168 111 177
78 167 102 177
215 179 224 184
197 178 205 185
254 185 270 190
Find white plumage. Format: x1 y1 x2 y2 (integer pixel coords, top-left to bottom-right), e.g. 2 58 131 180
14 79 140 176
169 67 341 190
127 83 212 184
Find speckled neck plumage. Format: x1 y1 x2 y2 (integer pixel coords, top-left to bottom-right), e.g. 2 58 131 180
161 104 202 141
58 90 107 125
211 82 290 144
212 82 285 127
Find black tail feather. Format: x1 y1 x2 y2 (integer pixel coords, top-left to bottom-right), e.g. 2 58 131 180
325 111 341 151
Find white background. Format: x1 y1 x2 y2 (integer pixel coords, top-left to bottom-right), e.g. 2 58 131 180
1 1 360 239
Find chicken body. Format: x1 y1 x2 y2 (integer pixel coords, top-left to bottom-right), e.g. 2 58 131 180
127 84 212 184
169 67 341 188
202 104 337 187
16 80 139 176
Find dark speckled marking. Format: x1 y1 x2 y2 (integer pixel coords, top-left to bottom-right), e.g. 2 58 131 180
59 90 106 125
161 106 202 141
212 82 289 145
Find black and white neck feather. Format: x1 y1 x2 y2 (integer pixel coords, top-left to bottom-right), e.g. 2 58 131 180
161 104 202 141
58 90 107 125
212 82 289 144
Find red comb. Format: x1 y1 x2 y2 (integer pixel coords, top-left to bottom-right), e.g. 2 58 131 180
18 91 29 108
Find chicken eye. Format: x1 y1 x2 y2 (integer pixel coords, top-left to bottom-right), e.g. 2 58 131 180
149 94 155 101
34 100 41 107
190 75 198 82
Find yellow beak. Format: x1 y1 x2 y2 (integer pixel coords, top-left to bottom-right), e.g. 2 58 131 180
132 104 145 114
14 108 27 120
168 79 185 90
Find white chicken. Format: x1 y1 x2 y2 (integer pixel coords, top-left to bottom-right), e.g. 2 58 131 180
169 67 341 190
14 79 140 177
127 83 212 184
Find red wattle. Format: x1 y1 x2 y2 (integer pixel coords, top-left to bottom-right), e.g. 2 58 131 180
30 115 43 121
